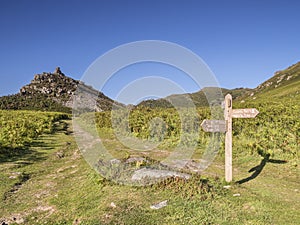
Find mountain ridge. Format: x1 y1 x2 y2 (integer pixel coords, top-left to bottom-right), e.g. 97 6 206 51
0 61 299 112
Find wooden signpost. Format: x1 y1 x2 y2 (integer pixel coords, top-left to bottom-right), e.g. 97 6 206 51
201 120 227 133
232 108 259 118
201 94 259 182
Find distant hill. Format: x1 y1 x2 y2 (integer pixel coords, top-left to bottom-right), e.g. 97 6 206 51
241 61 300 102
0 67 124 113
137 87 252 108
137 61 300 108
1 61 299 112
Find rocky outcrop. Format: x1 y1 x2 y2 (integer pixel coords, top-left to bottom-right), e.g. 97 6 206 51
0 67 124 112
20 68 79 106
252 62 300 95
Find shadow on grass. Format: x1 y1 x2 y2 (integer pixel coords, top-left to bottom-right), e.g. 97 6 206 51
0 120 70 165
236 153 287 184
0 140 55 165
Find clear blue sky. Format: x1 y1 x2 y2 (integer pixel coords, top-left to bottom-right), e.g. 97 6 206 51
1 0 299 103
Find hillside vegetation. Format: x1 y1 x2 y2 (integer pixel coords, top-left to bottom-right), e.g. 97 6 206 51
0 62 299 224
0 110 70 151
137 87 251 108
1 110 299 224
84 93 298 164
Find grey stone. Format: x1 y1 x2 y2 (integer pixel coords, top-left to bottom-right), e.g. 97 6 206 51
132 168 190 181
150 200 168 210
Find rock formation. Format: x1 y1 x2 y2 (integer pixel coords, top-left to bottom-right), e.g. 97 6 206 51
0 67 124 112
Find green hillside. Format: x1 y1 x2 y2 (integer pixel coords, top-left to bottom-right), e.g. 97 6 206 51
137 87 251 108
138 62 300 109
0 93 72 113
241 61 300 102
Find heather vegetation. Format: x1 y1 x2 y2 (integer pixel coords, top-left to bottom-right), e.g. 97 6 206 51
78 95 299 163
0 110 70 150
0 63 299 224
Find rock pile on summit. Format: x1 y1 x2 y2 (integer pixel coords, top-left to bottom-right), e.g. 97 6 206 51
0 67 123 112
20 67 79 104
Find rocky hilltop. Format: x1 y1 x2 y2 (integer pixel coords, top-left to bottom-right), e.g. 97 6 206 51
255 62 300 92
0 67 124 112
20 67 78 108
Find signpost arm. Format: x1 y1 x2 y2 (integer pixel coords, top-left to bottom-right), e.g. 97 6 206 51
224 94 232 182
201 94 258 182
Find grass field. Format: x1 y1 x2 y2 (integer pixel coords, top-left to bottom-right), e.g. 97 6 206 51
0 118 299 224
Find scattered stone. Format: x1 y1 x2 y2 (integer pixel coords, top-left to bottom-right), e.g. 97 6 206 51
110 159 121 165
0 215 26 225
243 204 255 211
233 193 241 197
132 168 190 181
150 200 168 210
9 172 21 179
105 214 112 219
110 202 116 208
223 185 231 189
161 159 209 172
56 151 64 158
161 159 189 169
34 205 55 216
126 157 147 164
13 216 24 224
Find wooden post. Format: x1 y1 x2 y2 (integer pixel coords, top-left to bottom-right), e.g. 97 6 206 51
201 94 258 182
224 94 232 182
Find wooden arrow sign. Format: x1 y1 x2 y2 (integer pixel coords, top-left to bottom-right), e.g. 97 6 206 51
201 94 260 182
232 108 259 118
201 119 226 133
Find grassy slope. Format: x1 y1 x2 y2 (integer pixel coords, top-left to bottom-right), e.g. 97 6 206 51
242 61 300 102
0 119 299 224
